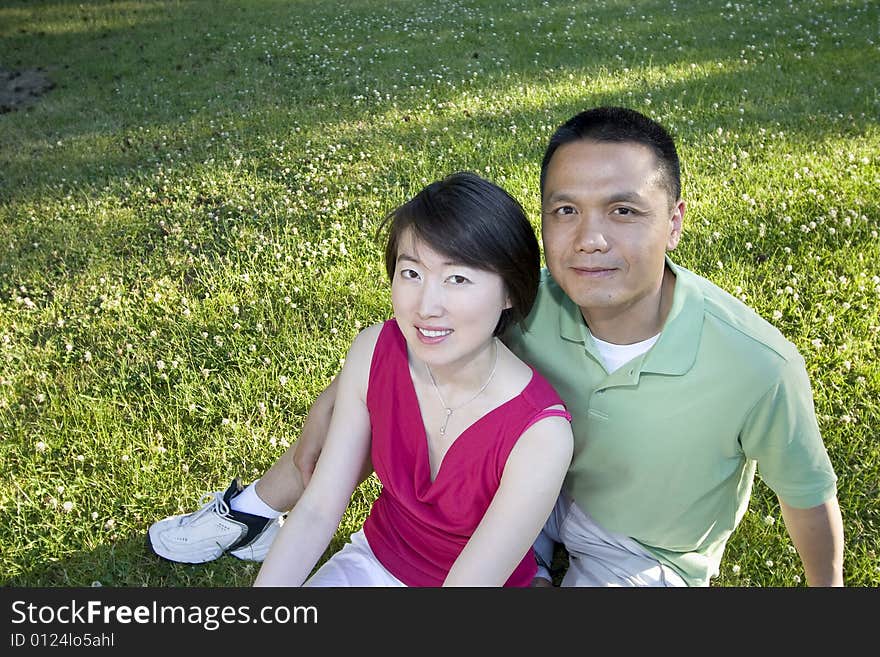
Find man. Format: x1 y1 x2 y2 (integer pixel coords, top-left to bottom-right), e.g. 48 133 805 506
148 107 843 586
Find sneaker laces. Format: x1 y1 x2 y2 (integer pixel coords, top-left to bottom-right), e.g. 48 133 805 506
186 490 232 523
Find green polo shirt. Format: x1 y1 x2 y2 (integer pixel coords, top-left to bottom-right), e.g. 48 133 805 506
504 258 837 586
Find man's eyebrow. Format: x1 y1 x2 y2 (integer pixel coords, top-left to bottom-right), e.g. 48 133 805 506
542 191 577 205
605 190 647 204
543 190 647 205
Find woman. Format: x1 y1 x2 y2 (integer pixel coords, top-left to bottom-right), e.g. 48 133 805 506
254 172 573 587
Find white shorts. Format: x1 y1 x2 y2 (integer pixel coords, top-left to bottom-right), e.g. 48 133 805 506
304 529 407 587
534 495 687 587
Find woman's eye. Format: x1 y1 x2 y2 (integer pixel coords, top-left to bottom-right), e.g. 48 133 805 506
447 275 470 285
400 268 419 280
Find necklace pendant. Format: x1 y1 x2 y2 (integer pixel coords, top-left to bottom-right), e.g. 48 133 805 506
440 408 452 437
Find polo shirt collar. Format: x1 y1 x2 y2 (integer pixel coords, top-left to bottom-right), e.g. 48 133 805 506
556 256 703 376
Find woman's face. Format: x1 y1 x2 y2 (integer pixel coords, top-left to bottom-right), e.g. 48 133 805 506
390 228 510 372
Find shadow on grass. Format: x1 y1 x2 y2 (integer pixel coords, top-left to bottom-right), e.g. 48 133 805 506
1 0 875 198
2 531 261 587
2 525 369 588
1 0 875 298
2 0 877 588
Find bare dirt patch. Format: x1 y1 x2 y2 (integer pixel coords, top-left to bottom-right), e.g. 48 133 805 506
1 68 55 113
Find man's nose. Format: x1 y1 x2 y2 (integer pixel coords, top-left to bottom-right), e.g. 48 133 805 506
572 214 609 253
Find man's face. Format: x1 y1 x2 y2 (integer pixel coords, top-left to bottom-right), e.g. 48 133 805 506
541 139 684 334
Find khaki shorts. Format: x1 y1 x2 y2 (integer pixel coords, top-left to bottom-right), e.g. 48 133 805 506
535 495 687 587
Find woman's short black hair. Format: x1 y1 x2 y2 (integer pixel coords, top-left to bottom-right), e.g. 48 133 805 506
382 171 539 337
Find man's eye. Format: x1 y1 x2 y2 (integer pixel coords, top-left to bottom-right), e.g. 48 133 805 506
447 275 470 285
613 207 635 216
555 205 577 215
400 269 419 279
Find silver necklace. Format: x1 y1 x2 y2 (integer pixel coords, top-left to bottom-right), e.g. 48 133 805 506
424 339 499 438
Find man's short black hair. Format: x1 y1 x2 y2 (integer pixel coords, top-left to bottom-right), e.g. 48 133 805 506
540 106 681 205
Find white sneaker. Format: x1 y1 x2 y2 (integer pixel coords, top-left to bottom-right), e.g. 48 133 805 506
148 479 283 564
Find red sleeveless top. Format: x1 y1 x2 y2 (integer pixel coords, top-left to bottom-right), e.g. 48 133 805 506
362 319 571 586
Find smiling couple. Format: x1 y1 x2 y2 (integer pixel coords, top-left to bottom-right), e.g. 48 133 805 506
148 107 843 588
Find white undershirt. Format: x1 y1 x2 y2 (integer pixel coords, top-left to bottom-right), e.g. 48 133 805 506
591 332 661 373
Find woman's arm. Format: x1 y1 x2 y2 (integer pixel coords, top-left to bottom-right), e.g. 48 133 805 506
253 324 381 586
443 410 573 586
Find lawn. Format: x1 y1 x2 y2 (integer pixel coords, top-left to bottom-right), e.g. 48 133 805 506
0 0 877 587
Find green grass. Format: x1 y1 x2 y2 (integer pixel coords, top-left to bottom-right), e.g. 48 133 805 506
1 0 877 587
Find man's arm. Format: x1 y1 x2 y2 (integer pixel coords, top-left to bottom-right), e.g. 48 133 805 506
779 496 844 586
293 375 340 488
254 327 378 586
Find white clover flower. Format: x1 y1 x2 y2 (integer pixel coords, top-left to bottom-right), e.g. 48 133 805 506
763 515 775 526
62 501 74 513
104 519 115 530
278 375 288 386
772 310 783 320
156 360 165 370
765 559 774 567
36 441 47 452
731 564 741 574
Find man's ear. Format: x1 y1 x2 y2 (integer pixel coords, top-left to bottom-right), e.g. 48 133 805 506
667 199 685 251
